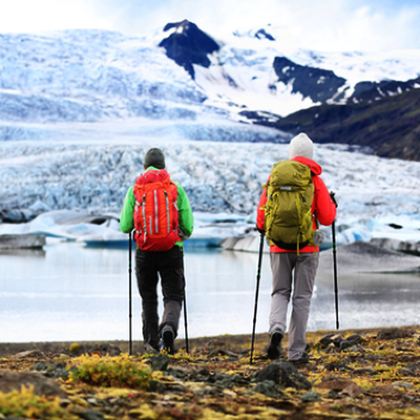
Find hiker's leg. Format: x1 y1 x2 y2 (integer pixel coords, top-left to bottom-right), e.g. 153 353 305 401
288 252 319 360
158 246 184 337
269 253 295 335
136 249 160 349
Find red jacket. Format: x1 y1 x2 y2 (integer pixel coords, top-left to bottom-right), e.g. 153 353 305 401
256 156 336 253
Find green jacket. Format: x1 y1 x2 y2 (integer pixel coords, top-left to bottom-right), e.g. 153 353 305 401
119 166 194 247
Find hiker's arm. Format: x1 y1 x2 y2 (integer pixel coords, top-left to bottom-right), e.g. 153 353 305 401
177 184 194 238
313 177 336 226
119 187 135 233
256 185 268 231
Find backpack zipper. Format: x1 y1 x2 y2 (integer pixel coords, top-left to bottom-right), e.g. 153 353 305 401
141 195 147 242
154 189 159 234
164 191 170 234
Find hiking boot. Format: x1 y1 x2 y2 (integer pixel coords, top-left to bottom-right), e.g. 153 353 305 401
161 328 175 355
289 352 310 366
144 342 159 354
267 332 283 360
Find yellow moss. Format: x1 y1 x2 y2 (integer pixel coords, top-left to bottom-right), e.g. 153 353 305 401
68 354 153 389
171 349 196 362
129 403 159 419
0 386 72 419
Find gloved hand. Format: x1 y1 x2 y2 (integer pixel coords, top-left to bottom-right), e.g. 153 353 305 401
256 226 265 235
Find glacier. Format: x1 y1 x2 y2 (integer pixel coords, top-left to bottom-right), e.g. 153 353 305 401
1 138 419 232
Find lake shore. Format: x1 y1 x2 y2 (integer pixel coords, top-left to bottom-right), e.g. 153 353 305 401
0 325 418 419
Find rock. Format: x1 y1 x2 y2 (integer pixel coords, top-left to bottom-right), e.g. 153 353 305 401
301 391 320 402
0 234 45 250
325 358 350 371
352 368 376 376
148 355 169 371
13 350 44 359
368 384 399 397
215 373 247 389
327 390 341 399
253 380 283 398
0 208 37 223
79 410 104 420
342 382 363 397
342 344 364 353
317 334 343 350
254 361 311 390
339 335 363 350
273 56 346 103
159 20 220 79
60 399 72 408
398 362 419 377
370 237 420 256
33 361 68 379
194 385 223 397
318 334 364 353
166 367 188 380
0 370 65 396
87 397 99 405
376 328 415 340
318 333 337 349
392 381 413 390
318 376 357 392
207 349 239 359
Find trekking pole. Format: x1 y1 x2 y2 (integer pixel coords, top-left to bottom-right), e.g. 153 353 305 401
250 231 265 364
128 231 133 355
183 287 189 353
330 192 339 330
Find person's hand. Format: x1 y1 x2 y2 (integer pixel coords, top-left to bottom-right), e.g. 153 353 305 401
256 226 265 235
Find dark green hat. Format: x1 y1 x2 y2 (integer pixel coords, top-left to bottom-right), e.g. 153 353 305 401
144 148 165 169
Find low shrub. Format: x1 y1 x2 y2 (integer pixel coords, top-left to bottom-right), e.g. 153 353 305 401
69 354 153 389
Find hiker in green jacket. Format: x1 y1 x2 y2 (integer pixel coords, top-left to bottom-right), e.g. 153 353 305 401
120 148 193 354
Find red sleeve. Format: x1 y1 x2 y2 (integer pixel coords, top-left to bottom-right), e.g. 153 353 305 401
313 176 336 226
256 184 268 231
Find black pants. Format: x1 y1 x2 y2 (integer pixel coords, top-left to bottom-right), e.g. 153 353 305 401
135 246 185 347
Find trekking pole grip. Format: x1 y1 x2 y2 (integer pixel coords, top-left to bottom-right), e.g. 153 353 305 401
330 191 338 208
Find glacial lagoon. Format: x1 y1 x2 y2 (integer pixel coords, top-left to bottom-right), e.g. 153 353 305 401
0 242 419 342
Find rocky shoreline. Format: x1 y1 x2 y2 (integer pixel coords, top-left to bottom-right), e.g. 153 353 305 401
0 326 418 419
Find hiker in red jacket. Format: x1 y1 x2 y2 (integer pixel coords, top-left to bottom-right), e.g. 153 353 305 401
256 133 336 364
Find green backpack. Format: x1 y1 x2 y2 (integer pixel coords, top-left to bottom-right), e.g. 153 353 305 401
264 160 315 251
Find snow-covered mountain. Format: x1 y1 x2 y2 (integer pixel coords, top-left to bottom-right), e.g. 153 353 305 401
159 20 420 114
0 22 419 141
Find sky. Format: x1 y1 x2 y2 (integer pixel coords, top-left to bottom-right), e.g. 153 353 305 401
0 0 419 51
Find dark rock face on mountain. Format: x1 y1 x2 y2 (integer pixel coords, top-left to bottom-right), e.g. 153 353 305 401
273 56 346 103
159 20 220 79
273 57 420 108
255 29 275 41
350 76 420 104
241 88 420 161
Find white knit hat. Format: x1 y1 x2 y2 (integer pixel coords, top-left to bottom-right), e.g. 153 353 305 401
288 133 314 159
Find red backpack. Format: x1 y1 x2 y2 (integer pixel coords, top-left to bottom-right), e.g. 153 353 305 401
133 169 181 251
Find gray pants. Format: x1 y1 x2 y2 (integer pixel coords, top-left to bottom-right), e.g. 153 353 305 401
269 252 319 360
